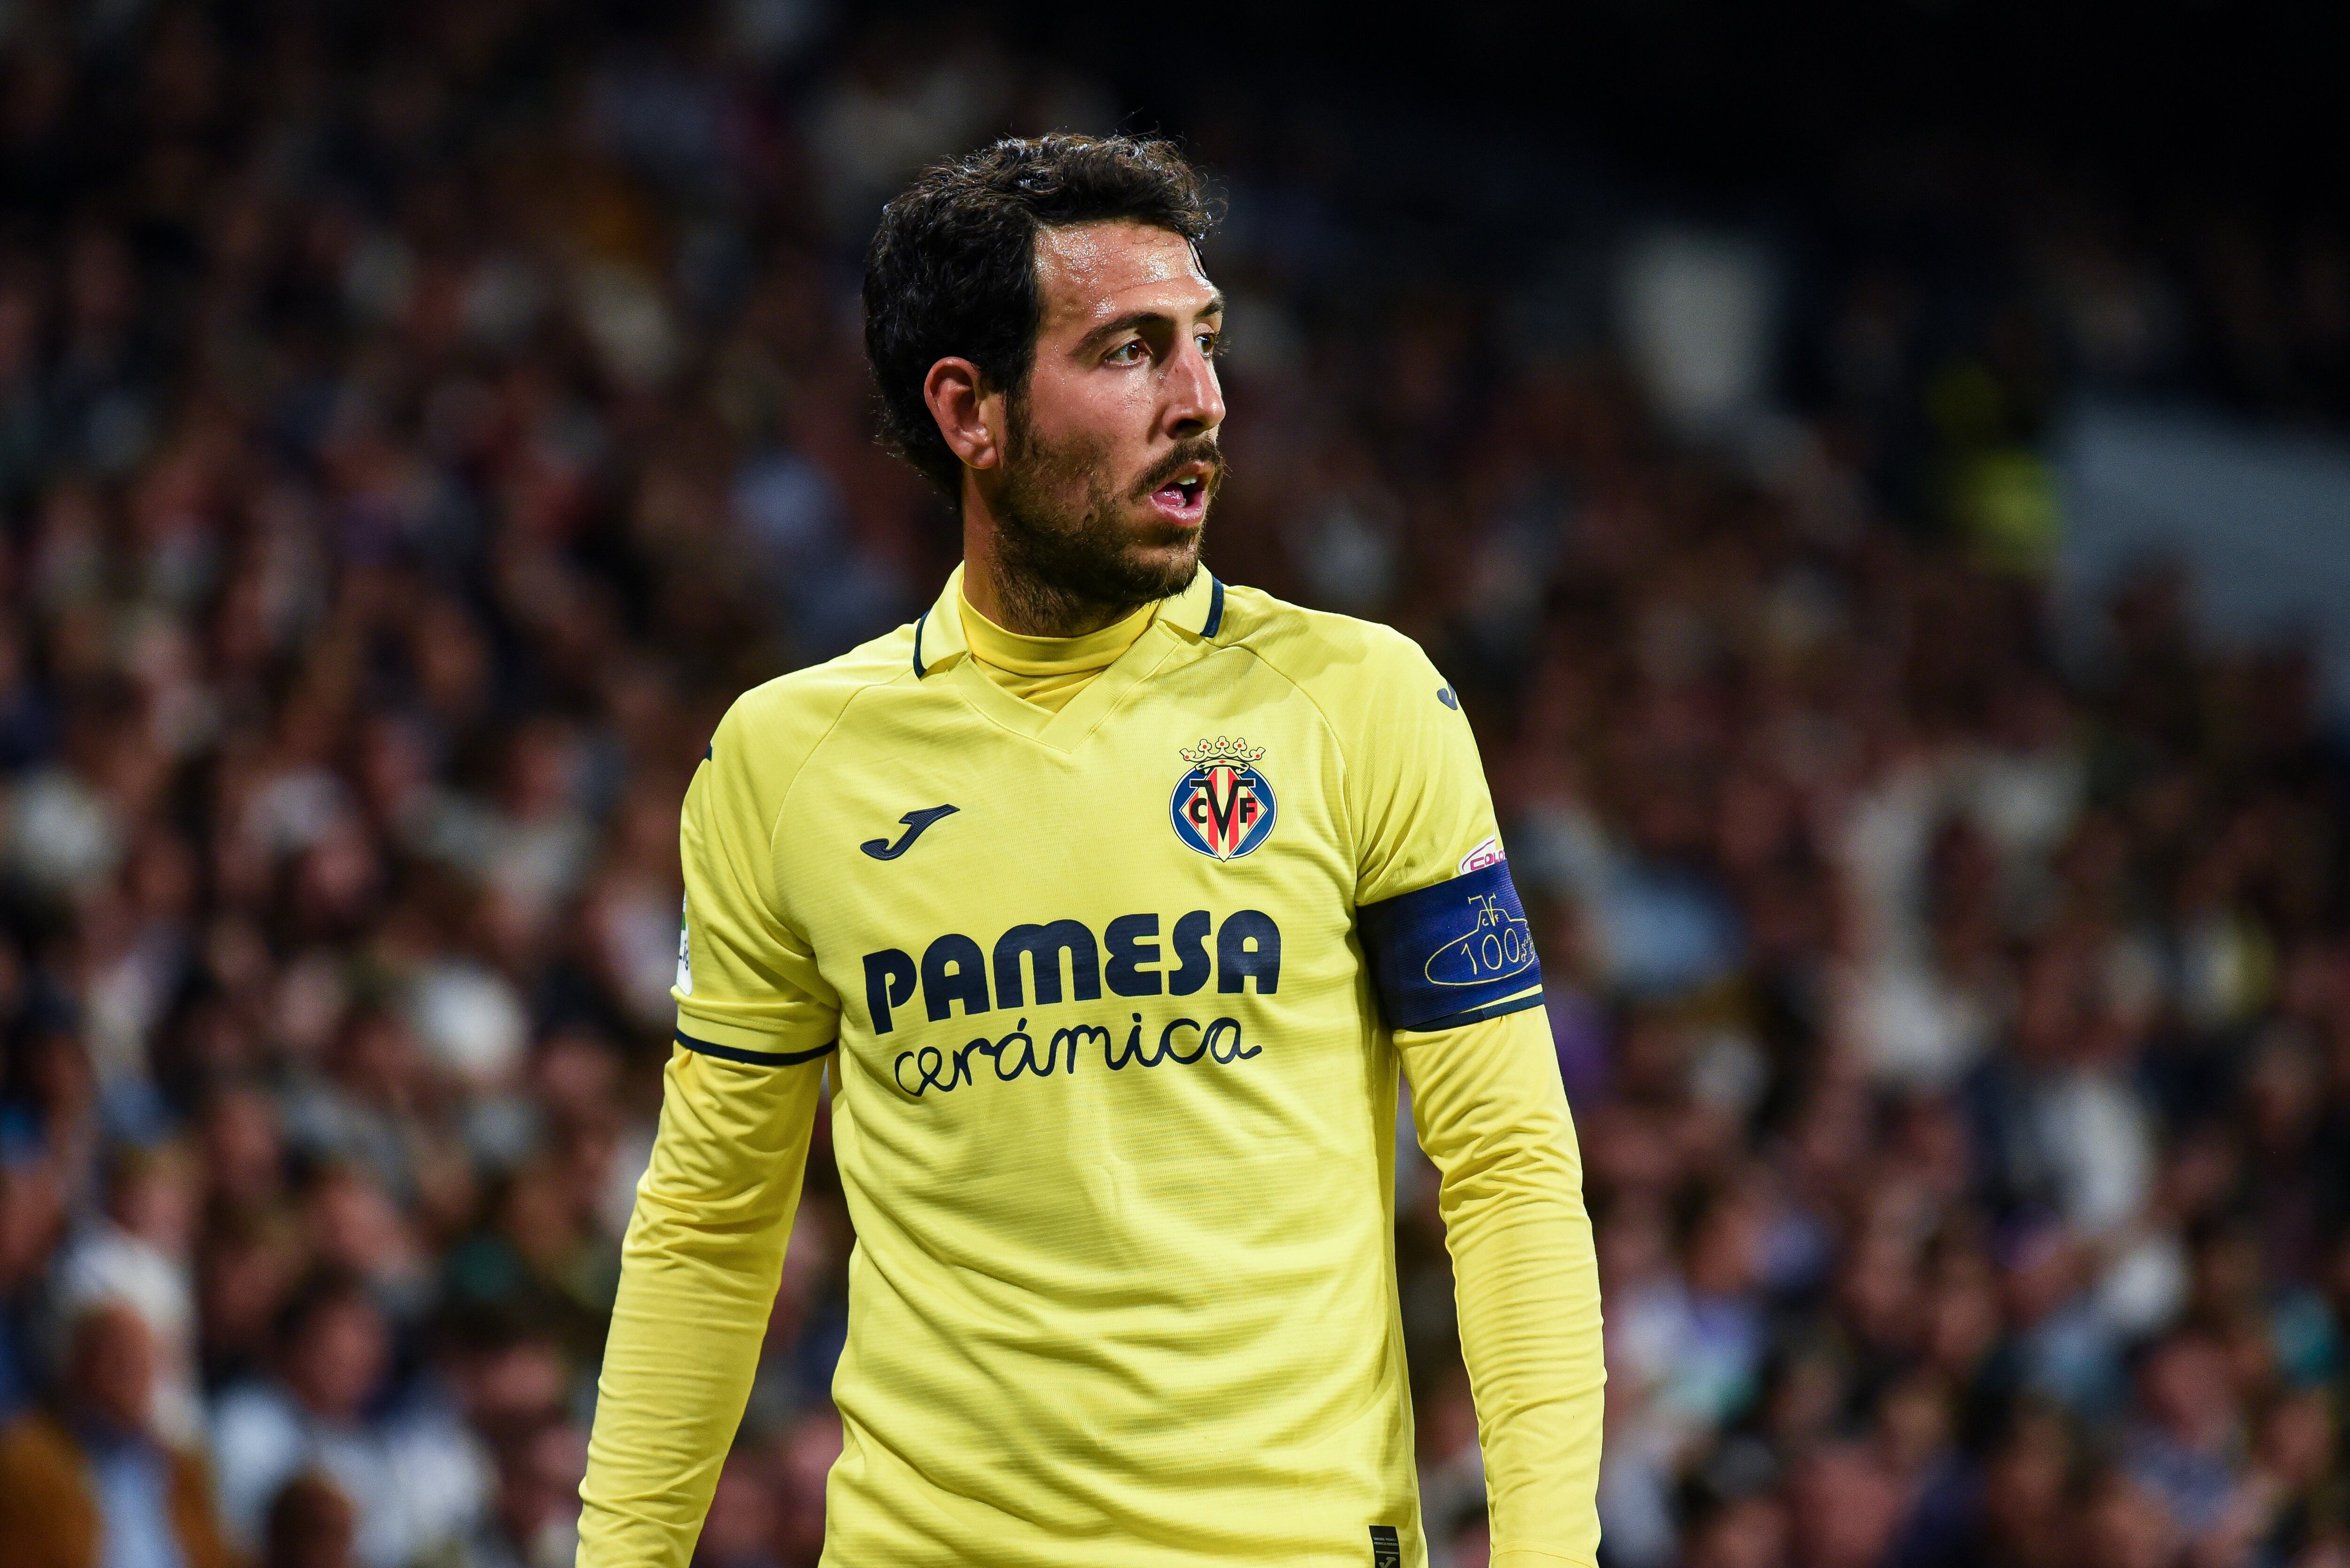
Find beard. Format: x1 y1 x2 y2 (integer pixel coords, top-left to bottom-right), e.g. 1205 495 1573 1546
988 397 1226 633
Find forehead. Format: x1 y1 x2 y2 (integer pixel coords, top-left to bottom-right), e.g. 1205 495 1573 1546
1032 220 1215 332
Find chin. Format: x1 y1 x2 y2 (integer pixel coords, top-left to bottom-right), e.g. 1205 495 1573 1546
1128 501 1207 547
1132 532 1204 576
1101 539 1201 603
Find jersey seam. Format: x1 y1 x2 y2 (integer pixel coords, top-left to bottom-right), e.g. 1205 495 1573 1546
754 648 926 935
674 1029 838 1068
1219 631 1363 882
1404 989 1548 1034
1052 632 1191 749
940 620 1190 751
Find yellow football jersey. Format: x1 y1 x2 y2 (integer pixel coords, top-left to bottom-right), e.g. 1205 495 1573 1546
580 566 1600 1568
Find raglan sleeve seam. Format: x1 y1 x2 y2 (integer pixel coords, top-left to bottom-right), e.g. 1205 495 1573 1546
674 674 886 1057
761 673 901 931
754 673 913 1045
1225 636 1362 883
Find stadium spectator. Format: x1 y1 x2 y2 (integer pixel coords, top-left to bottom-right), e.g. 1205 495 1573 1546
0 6 2346 1568
0 1297 231 1568
263 1472 360 1568
209 1273 487 1568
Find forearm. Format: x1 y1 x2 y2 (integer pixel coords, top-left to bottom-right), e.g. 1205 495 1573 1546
1402 1006 1606 1568
577 1050 823 1568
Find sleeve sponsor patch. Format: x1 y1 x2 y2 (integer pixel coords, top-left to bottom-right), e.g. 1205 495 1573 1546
1458 836 1503 874
1356 859 1543 1032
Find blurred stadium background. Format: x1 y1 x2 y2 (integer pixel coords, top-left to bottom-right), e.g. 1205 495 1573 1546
1 3 2347 1568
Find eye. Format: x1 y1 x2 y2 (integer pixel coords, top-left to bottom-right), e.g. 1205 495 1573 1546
1196 330 1220 357
1104 340 1148 366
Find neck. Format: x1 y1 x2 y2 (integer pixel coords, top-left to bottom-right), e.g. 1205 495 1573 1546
960 494 1141 639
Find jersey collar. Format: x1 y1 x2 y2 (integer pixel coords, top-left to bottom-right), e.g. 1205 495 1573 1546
911 562 1225 679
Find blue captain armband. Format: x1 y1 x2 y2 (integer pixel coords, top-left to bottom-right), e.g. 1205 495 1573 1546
1357 859 1545 1032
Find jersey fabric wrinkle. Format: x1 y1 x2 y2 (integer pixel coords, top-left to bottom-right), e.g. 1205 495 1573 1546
577 564 1606 1568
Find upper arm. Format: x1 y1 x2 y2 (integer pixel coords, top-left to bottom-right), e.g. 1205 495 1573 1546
673 696 842 1065
1348 635 1500 906
1345 635 1544 1034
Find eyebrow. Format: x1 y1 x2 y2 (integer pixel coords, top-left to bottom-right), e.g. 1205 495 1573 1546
1076 292 1227 351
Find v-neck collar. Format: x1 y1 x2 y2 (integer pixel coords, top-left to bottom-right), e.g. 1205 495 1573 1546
909 563 1229 752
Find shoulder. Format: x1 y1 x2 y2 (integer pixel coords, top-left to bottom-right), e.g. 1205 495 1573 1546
708 625 918 786
0 1409 78 1473
0 1412 92 1542
1214 584 1450 713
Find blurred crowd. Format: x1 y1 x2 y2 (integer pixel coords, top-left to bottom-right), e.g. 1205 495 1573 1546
1 6 2348 1568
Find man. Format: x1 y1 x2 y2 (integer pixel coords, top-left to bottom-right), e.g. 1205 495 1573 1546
211 1272 487 1568
578 134 1604 1568
0 1298 232 1568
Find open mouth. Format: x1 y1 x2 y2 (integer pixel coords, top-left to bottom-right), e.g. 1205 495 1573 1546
1147 465 1212 524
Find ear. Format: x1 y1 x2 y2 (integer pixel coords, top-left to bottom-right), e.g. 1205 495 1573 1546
923 358 1003 471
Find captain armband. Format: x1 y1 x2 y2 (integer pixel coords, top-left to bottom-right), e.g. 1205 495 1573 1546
1356 859 1545 1033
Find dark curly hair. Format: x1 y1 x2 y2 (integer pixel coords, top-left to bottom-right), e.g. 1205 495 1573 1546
863 134 1215 499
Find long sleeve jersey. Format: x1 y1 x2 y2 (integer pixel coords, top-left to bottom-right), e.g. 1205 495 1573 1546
579 567 1604 1567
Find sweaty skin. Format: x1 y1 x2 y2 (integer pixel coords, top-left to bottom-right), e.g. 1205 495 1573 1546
927 220 1227 637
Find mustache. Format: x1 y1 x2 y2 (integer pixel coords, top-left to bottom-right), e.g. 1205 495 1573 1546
1132 438 1230 500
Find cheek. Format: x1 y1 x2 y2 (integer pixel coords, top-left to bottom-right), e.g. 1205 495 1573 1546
1022 372 1156 458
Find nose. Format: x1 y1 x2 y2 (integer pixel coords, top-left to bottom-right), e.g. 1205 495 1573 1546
1165 336 1226 438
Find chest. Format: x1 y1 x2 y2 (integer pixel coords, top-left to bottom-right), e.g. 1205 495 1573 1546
779 656 1358 1044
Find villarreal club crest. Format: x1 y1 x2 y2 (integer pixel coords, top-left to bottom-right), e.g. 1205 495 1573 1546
1170 736 1278 861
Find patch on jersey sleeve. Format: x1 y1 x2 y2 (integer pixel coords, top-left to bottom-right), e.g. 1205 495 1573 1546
674 894 692 996
1357 859 1543 1032
1458 835 1503 874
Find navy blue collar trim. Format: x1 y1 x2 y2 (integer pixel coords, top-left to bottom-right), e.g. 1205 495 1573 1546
911 609 928 677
